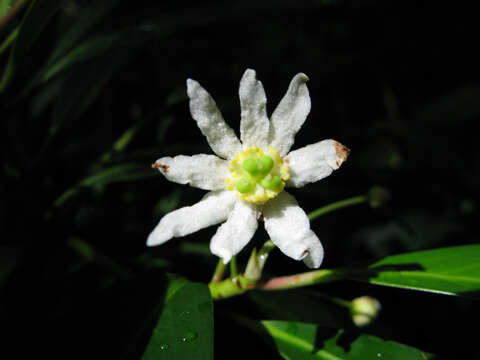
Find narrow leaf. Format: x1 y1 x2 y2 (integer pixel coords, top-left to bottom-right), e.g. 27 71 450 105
348 244 480 297
0 0 65 91
54 163 156 207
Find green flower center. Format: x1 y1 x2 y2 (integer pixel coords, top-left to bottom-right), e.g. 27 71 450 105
226 146 290 205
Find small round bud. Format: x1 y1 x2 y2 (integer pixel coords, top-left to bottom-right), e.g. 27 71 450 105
242 158 259 174
258 155 274 175
350 296 381 327
367 186 391 208
236 178 254 193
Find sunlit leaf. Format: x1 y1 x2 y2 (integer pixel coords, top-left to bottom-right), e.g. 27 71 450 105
348 244 480 297
142 275 213 360
262 321 433 360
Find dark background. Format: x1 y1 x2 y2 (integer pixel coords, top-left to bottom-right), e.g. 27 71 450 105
1 1 478 358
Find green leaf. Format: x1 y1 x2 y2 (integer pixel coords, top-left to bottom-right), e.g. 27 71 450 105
142 276 213 360
262 321 433 360
45 0 118 66
79 163 156 187
48 48 134 136
54 162 156 207
0 0 13 18
349 244 480 296
0 0 66 91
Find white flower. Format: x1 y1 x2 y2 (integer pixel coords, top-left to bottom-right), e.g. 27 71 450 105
147 69 349 269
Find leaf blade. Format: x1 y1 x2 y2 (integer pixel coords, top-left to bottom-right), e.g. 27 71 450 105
0 0 65 91
142 276 213 360
349 244 480 296
262 321 433 360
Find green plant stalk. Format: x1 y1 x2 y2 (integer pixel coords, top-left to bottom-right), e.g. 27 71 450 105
0 0 30 32
257 269 340 291
230 255 238 277
308 195 367 221
211 259 226 283
208 275 256 300
0 25 18 54
208 269 342 300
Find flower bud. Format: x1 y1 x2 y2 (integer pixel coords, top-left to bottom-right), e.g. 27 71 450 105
367 186 391 208
350 296 381 327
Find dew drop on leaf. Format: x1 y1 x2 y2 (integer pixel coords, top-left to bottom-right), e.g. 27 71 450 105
180 310 191 317
181 331 198 343
160 344 169 351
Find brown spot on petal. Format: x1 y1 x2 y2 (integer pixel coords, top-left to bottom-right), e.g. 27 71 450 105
301 250 310 258
334 141 350 167
152 162 170 173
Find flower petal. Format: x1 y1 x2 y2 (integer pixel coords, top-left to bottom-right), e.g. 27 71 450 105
153 154 229 190
187 78 242 159
268 73 311 156
285 139 350 188
147 190 236 246
262 191 324 268
210 200 259 264
239 69 270 148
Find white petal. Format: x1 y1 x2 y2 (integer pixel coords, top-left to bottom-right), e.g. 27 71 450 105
187 78 242 159
147 190 236 246
262 191 324 268
153 154 229 190
210 200 259 264
268 73 311 156
285 139 350 188
239 69 270 148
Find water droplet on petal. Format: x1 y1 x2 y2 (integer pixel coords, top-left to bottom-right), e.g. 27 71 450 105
181 331 198 343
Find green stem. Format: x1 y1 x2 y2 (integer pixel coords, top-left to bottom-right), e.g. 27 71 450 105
258 269 341 291
230 256 238 277
211 259 226 283
0 26 18 55
208 268 343 300
0 0 30 32
208 275 255 300
308 195 368 221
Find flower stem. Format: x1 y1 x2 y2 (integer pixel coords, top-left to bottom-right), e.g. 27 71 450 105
258 269 341 291
230 256 238 277
0 26 18 55
0 0 31 32
211 259 226 283
308 195 367 221
208 268 343 300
